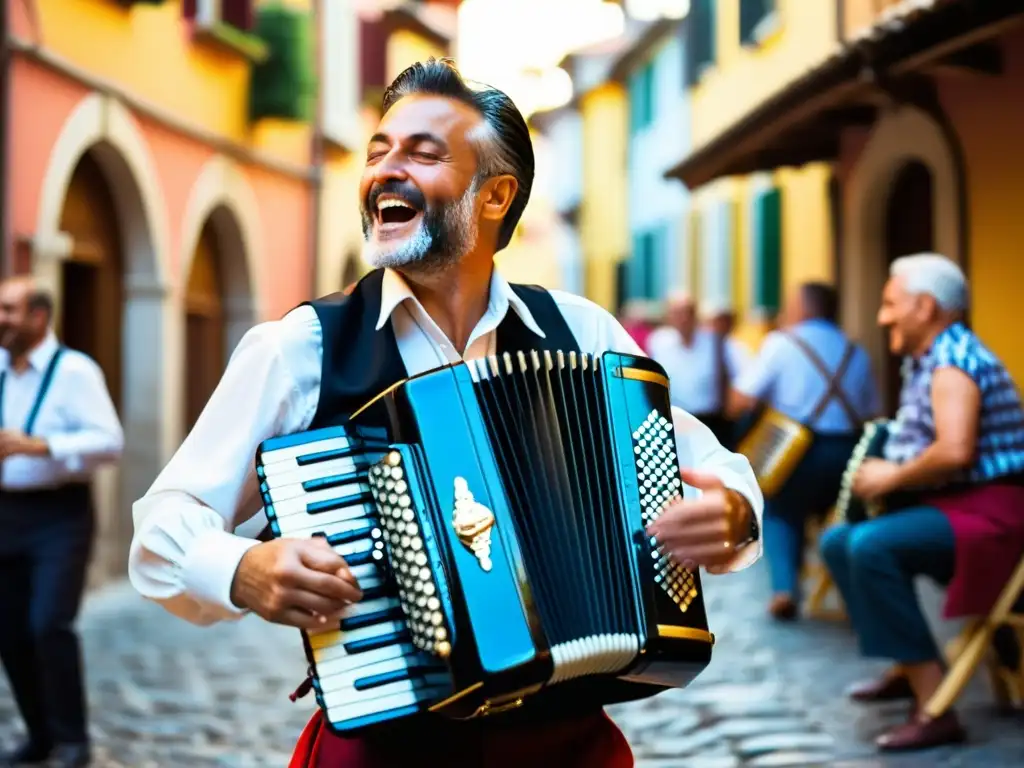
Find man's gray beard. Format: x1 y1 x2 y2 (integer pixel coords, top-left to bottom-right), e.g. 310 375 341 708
363 186 478 274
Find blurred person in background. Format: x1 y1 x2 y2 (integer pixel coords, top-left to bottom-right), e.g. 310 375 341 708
128 59 763 768
0 277 123 768
616 298 661 353
647 292 750 447
728 282 881 620
821 254 1024 752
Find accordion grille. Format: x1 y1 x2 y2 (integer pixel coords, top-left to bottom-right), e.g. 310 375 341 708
470 351 642 681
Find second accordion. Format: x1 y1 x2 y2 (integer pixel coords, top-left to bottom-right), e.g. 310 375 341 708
256 350 714 736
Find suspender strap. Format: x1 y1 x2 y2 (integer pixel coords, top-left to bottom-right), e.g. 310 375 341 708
0 347 66 434
785 333 860 430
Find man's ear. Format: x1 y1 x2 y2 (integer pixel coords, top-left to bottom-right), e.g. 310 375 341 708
478 175 518 224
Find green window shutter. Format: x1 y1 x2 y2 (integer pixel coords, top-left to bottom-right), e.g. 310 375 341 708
249 4 316 122
753 186 782 313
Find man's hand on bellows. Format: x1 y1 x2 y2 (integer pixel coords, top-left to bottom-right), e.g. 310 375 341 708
646 468 751 570
230 537 363 629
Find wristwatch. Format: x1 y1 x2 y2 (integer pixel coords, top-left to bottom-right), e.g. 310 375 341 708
725 489 759 549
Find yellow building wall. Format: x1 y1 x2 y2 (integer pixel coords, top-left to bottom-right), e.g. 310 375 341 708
386 28 446 82
688 0 837 349
29 0 312 166
579 83 628 311
691 0 838 147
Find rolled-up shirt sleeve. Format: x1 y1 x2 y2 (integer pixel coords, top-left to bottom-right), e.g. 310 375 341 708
128 307 322 626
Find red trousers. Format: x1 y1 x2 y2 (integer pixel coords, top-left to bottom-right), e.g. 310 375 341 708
288 709 634 768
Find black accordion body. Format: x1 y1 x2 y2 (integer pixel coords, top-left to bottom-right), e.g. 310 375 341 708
256 351 713 736
836 418 891 522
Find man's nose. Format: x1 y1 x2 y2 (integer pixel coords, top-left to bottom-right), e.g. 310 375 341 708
370 151 410 185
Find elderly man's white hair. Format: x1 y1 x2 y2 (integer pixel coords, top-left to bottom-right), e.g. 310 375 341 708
889 252 968 312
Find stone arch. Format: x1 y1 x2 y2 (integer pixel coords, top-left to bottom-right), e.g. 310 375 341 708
180 155 263 353
33 93 174 578
841 104 964 402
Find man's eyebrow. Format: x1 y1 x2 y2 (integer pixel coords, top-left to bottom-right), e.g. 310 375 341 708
368 132 448 148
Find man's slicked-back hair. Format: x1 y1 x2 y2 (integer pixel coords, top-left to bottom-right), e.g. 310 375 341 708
382 58 534 252
800 281 839 323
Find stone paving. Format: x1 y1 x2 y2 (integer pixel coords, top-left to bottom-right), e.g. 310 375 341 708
1 559 1022 767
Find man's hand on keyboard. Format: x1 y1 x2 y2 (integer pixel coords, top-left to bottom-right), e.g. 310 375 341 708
230 537 363 629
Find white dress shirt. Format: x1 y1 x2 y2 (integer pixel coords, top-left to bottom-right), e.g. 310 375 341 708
646 326 751 415
734 319 882 434
0 332 124 490
129 268 763 626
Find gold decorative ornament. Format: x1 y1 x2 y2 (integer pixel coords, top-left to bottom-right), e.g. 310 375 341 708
452 477 496 572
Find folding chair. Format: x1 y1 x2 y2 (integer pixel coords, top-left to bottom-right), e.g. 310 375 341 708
803 507 846 621
924 553 1024 717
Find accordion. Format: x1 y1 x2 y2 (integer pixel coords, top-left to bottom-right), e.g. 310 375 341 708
735 407 813 499
835 419 891 523
256 351 713 736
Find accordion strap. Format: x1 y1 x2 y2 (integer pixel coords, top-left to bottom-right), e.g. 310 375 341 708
785 333 860 431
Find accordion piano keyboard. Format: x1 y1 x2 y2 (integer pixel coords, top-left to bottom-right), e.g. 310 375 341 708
470 351 643 684
258 431 450 730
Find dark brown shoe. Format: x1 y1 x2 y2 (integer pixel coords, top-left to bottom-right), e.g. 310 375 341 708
846 673 914 702
876 711 966 751
769 594 798 621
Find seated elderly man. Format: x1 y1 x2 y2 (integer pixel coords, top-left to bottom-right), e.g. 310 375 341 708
821 253 1024 751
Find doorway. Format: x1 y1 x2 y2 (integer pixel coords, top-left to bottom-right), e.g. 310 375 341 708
183 219 227 434
58 151 124 412
882 160 934 413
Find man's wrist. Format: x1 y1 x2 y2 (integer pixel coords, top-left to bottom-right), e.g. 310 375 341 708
28 437 50 457
725 489 757 548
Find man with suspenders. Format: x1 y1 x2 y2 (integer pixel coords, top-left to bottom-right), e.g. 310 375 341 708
729 282 881 620
0 277 123 768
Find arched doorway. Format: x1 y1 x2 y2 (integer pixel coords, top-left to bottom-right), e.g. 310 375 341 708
882 160 934 412
184 219 226 433
57 152 124 411
181 204 255 435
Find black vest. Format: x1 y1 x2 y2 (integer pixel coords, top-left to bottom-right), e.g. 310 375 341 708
298 270 666 738
305 268 579 428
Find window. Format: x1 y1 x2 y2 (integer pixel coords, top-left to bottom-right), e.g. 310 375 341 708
183 0 254 31
685 0 716 87
739 0 778 46
701 199 735 308
628 62 656 133
628 228 663 301
321 1 361 149
749 184 782 313
248 5 316 122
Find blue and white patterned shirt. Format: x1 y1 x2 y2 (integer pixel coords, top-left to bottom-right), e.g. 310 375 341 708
884 322 1024 484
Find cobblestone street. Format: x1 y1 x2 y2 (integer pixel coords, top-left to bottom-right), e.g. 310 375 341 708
2 561 1022 767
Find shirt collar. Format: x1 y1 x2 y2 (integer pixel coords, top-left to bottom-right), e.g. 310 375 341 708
375 268 547 339
0 332 59 374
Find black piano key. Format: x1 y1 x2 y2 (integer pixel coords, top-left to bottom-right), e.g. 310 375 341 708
341 606 405 632
344 549 376 567
352 665 435 692
325 521 376 546
307 492 375 515
357 584 390 602
303 470 368 493
344 629 411 654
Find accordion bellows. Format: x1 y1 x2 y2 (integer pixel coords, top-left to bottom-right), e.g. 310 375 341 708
836 419 891 522
256 350 713 736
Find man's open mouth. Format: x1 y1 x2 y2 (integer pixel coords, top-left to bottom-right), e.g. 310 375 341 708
376 197 420 227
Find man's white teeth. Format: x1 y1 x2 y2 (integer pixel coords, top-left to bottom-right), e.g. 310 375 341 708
378 199 413 211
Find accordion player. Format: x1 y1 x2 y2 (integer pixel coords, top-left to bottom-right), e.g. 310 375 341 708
256 350 714 737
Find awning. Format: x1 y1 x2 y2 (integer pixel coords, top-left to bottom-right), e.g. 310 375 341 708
665 0 1024 189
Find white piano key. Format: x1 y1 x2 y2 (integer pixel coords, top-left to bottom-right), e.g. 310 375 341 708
315 642 416 681
260 436 354 467
342 597 401 620
270 486 371 517
262 456 367 485
321 674 449 711
309 619 406 664
319 654 418 690
272 508 375 539
325 687 449 727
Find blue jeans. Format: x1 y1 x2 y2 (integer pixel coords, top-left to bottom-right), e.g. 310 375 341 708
820 507 955 663
763 433 858 597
